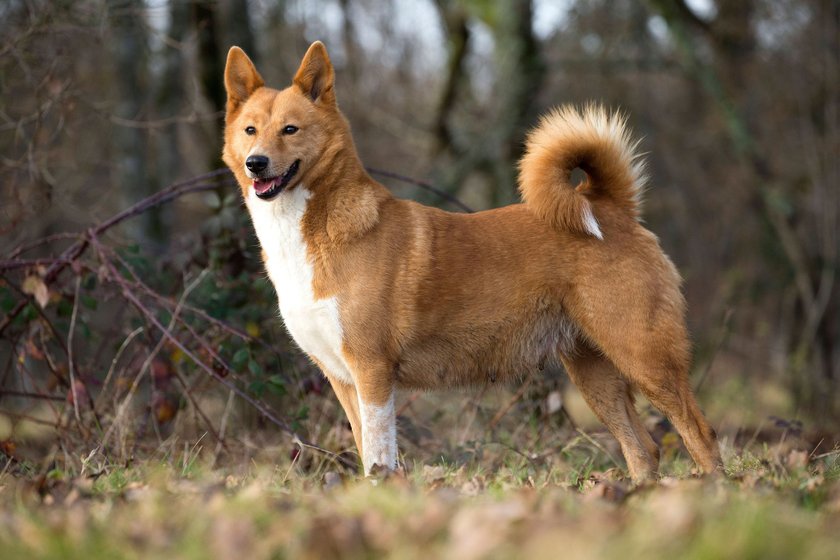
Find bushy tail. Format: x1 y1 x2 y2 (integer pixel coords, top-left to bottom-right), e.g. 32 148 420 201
518 104 646 240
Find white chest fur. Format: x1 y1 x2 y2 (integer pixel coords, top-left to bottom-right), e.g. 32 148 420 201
246 186 355 386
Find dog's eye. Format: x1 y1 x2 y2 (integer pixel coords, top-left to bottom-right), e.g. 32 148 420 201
245 126 256 135
282 125 299 135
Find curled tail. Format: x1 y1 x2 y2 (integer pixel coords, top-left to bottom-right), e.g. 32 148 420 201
518 104 646 240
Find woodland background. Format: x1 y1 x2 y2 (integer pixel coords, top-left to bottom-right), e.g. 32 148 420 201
0 0 839 490
1 2 839 557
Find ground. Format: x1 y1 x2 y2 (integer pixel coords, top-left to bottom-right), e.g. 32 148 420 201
1 438 838 560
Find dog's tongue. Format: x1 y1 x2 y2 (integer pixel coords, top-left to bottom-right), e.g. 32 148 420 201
253 178 275 195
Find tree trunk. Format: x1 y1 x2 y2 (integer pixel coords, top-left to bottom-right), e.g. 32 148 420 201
108 0 153 245
431 0 544 208
148 0 191 249
191 0 225 170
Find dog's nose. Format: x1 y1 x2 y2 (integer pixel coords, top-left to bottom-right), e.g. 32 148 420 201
245 155 269 173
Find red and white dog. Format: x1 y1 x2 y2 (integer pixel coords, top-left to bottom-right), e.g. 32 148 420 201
222 41 722 482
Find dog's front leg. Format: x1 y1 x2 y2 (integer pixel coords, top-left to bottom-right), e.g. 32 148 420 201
355 376 397 475
326 376 364 465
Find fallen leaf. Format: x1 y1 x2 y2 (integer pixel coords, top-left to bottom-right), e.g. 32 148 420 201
66 380 89 408
25 339 45 360
546 390 563 414
583 480 628 504
22 275 49 308
0 440 16 457
323 471 343 490
802 475 824 492
786 449 809 469
152 393 178 424
422 464 446 483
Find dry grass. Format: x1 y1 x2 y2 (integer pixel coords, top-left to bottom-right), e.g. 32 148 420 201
1 431 838 560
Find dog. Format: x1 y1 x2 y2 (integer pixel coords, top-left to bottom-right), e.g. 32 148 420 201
222 41 722 482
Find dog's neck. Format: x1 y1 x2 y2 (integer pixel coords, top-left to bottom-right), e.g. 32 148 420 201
298 126 392 246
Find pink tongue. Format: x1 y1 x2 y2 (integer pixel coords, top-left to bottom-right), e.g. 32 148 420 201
252 178 275 194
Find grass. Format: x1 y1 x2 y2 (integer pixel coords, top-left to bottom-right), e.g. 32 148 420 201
0 376 837 558
1 440 838 560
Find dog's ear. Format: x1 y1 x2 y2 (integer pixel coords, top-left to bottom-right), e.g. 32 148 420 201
224 46 264 114
293 41 335 105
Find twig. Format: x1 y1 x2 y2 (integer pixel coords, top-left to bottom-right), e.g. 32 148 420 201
813 449 840 460
366 167 474 213
94 326 144 415
0 390 64 401
575 427 621 470
488 378 533 430
694 307 733 392
8 232 82 260
66 276 82 426
95 261 216 454
157 271 232 454
0 272 71 359
13 349 62 419
212 389 236 467
458 385 489 444
1 166 474 464
91 169 234 234
0 257 75 271
101 245 291 390
560 404 579 431
0 169 233 336
809 438 825 459
90 234 336 460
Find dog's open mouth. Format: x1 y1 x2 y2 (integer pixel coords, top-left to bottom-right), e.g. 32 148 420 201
253 159 301 200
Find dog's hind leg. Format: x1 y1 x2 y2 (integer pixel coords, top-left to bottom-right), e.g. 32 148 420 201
624 354 722 475
560 344 660 482
566 277 723 475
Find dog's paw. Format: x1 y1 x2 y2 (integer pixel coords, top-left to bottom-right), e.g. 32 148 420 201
366 462 407 486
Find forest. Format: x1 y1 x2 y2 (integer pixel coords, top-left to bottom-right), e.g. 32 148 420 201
1 0 838 558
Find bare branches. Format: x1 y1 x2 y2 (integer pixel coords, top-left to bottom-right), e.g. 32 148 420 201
646 0 840 416
0 169 231 336
1 166 467 470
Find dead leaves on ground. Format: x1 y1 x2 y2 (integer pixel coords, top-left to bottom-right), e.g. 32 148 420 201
0 445 838 560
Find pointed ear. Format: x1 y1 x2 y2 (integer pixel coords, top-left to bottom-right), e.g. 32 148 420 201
224 46 264 113
293 41 335 104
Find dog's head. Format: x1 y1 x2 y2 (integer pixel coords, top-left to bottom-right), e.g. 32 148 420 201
222 42 347 202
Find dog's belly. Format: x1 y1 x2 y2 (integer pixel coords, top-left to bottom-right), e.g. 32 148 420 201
394 312 580 389
247 186 355 386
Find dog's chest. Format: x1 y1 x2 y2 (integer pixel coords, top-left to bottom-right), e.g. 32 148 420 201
246 187 354 386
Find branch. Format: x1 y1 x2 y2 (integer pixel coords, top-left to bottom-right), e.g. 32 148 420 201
367 167 473 212
88 233 341 462
0 169 233 335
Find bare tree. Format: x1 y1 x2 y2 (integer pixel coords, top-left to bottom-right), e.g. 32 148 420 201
432 0 544 206
648 0 839 417
108 0 154 244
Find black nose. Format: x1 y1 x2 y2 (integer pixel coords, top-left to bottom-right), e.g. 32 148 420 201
245 155 269 173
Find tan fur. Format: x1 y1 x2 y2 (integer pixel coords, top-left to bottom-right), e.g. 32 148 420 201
518 104 646 236
222 42 722 482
